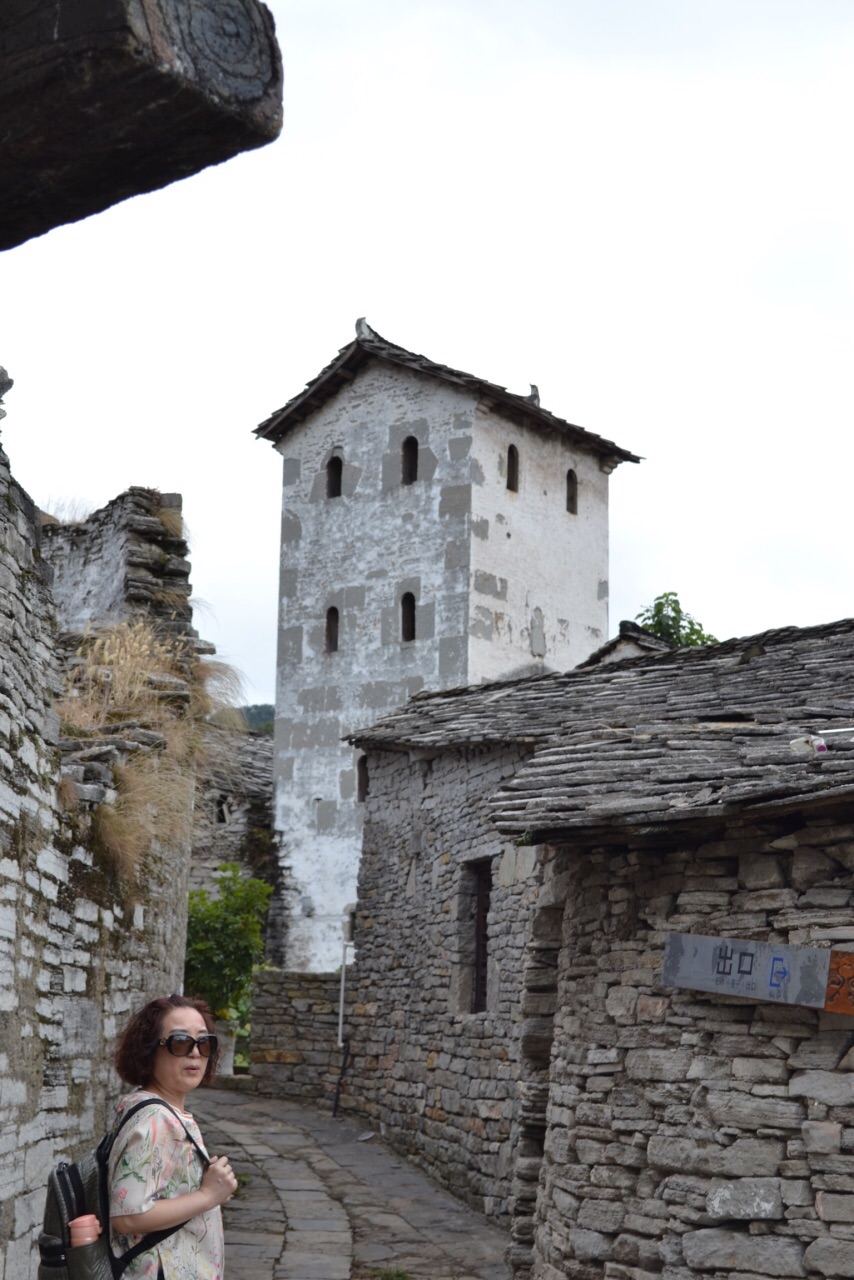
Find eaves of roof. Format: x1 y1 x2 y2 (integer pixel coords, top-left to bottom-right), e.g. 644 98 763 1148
254 321 640 468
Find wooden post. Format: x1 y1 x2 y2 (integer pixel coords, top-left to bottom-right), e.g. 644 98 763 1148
0 0 283 250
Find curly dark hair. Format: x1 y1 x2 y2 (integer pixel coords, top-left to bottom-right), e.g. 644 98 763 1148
114 993 220 1087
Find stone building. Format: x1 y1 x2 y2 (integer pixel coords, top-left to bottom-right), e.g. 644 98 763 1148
255 320 639 971
0 467 209 1276
252 614 854 1280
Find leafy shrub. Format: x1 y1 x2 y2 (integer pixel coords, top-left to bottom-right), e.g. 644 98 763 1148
184 862 272 1024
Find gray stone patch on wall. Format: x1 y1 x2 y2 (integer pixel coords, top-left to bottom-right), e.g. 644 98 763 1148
474 570 508 601
439 484 471 518
444 538 469 571
470 606 494 641
448 435 472 461
439 636 467 680
471 458 485 485
281 625 303 664
297 685 343 714
597 578 609 600
529 608 546 657
471 517 490 541
282 457 301 486
315 800 338 832
280 568 298 598
281 512 302 543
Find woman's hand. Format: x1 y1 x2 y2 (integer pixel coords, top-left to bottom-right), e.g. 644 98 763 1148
201 1155 238 1207
112 1155 238 1236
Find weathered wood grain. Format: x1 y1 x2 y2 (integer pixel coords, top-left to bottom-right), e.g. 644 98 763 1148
0 0 283 250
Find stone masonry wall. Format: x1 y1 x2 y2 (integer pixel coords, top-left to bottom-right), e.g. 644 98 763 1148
42 487 193 639
251 968 355 1108
191 730 282 963
0 453 196 1278
527 808 854 1280
253 743 543 1221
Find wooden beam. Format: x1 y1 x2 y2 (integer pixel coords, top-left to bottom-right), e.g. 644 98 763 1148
0 0 283 251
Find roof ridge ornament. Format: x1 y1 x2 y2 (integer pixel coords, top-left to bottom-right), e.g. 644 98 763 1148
355 317 377 342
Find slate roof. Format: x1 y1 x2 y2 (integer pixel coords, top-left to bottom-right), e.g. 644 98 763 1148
255 320 640 469
350 617 854 842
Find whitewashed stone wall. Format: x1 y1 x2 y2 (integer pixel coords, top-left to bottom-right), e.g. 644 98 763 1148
469 404 610 681
524 810 854 1280
272 358 614 972
251 742 544 1221
0 451 194 1279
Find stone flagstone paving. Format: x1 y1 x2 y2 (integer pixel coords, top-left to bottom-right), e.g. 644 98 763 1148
192 1089 510 1280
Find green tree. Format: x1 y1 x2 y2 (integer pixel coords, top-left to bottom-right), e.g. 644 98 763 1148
635 591 717 647
183 862 272 1023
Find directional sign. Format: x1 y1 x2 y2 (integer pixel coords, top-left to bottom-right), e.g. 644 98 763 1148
663 934 831 1008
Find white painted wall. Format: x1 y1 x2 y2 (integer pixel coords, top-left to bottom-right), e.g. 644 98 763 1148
469 407 610 681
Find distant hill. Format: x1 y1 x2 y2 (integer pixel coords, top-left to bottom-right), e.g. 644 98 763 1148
241 704 274 735
208 704 274 734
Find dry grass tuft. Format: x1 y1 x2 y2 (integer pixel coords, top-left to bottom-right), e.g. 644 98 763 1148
92 756 195 879
157 506 185 540
58 618 247 884
56 775 80 812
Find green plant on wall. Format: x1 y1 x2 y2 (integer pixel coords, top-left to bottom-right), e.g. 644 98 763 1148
184 862 272 1026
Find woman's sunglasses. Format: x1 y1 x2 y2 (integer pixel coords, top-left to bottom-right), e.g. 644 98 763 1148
157 1033 218 1058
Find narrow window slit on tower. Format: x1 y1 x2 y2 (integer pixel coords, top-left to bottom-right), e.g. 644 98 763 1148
506 444 519 492
326 455 343 498
566 468 578 514
401 436 418 485
401 592 416 642
325 606 339 652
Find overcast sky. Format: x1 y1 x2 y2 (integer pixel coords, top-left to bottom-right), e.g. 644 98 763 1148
2 1 853 702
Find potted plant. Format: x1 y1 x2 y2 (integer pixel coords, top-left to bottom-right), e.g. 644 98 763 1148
183 862 272 1074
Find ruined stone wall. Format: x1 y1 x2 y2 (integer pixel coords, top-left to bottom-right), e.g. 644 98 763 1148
525 810 854 1280
191 730 282 964
0 456 197 1278
42 487 193 639
253 743 543 1219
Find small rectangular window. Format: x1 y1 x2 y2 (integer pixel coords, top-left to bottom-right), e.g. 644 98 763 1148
453 859 492 1014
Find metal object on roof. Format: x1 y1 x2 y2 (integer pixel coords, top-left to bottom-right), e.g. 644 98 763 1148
255 319 641 469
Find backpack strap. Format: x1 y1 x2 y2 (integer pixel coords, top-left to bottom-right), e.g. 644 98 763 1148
105 1096 212 1280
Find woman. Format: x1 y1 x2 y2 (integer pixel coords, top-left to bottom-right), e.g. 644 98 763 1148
109 993 238 1279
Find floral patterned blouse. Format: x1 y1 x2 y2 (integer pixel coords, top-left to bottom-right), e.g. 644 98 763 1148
108 1090 224 1279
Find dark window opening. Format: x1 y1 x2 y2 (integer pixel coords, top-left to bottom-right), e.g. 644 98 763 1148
357 755 369 802
401 592 416 642
507 444 519 492
471 860 492 1013
326 456 343 498
401 436 419 485
325 606 339 653
566 468 578 514
215 795 230 825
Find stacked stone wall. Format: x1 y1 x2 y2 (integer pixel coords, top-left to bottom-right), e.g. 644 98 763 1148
0 452 196 1278
528 809 854 1280
42 487 193 638
251 743 543 1221
251 968 355 1107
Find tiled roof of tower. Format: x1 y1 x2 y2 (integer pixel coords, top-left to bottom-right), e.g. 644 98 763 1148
255 320 641 467
349 617 854 840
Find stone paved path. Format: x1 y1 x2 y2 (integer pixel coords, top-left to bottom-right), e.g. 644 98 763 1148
192 1089 511 1280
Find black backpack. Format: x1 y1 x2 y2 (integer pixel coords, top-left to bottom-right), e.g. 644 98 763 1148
38 1096 209 1279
